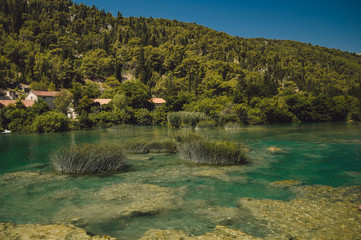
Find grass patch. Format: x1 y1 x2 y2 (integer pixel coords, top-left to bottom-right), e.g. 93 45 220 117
51 142 128 174
124 138 177 154
167 112 209 128
196 120 217 128
170 132 204 143
178 138 247 165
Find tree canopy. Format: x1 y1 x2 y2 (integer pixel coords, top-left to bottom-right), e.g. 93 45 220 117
0 0 361 132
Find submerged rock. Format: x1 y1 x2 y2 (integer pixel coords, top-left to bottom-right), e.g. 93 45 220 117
268 180 302 188
265 146 283 153
196 206 243 225
0 171 68 185
54 183 183 225
201 225 263 240
140 225 263 240
96 183 183 207
238 185 361 239
0 222 115 240
294 185 361 203
2 171 43 181
193 169 231 181
139 228 189 240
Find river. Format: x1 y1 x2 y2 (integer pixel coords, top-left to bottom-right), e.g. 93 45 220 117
0 122 360 239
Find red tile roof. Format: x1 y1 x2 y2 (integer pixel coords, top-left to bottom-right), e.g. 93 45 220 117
150 98 166 104
0 100 34 107
31 91 59 97
93 99 112 105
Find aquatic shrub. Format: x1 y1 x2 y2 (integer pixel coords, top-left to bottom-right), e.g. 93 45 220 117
180 111 209 127
178 138 247 165
224 122 241 129
167 111 209 128
51 143 128 174
147 138 177 153
213 113 238 126
196 120 217 128
124 138 177 154
167 112 182 128
170 132 204 144
123 138 150 154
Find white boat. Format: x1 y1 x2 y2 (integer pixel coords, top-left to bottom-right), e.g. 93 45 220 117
1 129 11 134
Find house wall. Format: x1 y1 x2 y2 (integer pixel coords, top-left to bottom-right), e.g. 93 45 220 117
25 93 56 109
44 97 56 109
25 93 38 101
154 103 164 109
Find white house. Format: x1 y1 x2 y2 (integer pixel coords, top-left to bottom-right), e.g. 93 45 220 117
26 91 59 109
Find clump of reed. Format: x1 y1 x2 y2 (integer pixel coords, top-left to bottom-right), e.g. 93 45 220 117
123 138 177 154
167 112 209 128
51 142 128 174
170 132 204 143
178 138 247 165
195 120 217 128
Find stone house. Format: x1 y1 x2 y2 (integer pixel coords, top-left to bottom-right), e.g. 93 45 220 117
0 89 18 100
25 91 59 109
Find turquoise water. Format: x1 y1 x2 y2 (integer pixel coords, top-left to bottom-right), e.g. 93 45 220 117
0 122 360 239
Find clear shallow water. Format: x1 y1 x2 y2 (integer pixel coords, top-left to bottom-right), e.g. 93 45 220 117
0 122 360 239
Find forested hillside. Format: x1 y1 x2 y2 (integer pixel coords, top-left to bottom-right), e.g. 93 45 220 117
1 0 361 132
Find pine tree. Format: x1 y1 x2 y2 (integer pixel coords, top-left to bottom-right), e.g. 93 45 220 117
115 61 122 82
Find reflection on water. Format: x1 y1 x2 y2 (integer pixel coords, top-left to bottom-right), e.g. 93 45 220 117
0 122 360 239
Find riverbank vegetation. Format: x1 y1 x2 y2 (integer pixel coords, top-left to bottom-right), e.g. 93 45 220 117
1 0 361 133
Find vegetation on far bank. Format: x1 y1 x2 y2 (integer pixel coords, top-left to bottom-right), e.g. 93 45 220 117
1 0 361 133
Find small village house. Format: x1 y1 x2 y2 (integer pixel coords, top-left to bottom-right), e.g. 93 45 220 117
0 100 34 108
0 89 17 100
93 99 112 106
25 91 59 109
67 99 112 119
150 98 166 109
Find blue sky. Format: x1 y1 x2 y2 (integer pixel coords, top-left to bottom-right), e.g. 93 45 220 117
73 0 361 53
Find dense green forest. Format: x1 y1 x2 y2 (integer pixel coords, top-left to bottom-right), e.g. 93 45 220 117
1 0 361 132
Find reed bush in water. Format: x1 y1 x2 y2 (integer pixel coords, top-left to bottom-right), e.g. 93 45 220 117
51 143 128 174
123 138 177 154
170 132 204 143
178 138 247 165
167 112 209 128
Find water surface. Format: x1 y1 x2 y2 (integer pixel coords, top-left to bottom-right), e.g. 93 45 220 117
0 122 360 239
